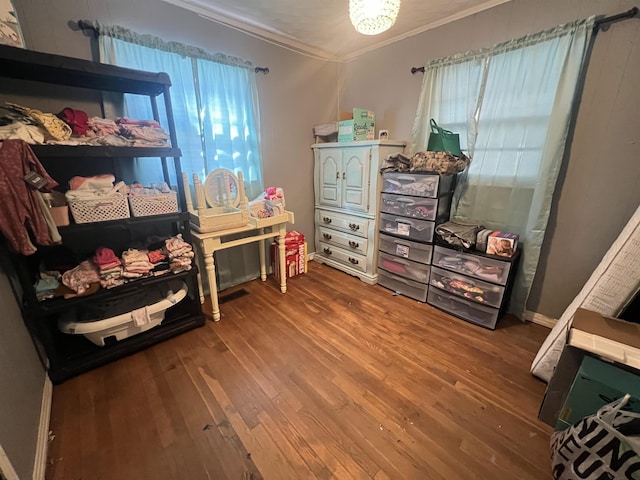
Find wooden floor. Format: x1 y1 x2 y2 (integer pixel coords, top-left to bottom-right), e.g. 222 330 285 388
47 261 553 480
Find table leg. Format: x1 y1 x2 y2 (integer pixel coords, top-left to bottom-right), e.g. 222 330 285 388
259 228 267 281
278 227 287 293
204 252 221 321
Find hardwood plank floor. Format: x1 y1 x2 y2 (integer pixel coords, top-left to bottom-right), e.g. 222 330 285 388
47 261 553 479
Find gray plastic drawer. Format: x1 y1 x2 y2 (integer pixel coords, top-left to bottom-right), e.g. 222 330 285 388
427 288 499 329
377 269 428 302
379 212 435 243
379 233 432 265
429 266 505 308
432 245 511 286
380 193 443 221
378 251 430 284
382 172 454 198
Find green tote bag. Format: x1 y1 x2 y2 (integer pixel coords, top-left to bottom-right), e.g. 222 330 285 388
427 119 462 156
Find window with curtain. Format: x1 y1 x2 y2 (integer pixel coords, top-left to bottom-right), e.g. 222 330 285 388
97 24 265 291
98 29 263 200
410 18 595 317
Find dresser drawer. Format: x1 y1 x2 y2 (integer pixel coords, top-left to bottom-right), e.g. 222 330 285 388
316 209 369 238
378 251 430 284
380 193 442 221
427 288 499 329
377 269 428 302
317 226 368 255
432 245 511 285
318 241 367 273
379 233 432 265
429 266 505 308
382 172 454 198
379 213 434 243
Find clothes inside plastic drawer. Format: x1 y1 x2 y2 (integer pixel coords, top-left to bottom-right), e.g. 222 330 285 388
377 269 428 302
380 194 439 221
427 288 499 329
382 173 440 198
378 251 430 283
429 266 505 308
379 233 432 265
432 245 511 285
379 213 434 243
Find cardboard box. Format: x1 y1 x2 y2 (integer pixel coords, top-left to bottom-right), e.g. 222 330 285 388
538 308 640 428
555 355 640 430
271 231 306 280
486 231 519 257
338 108 375 142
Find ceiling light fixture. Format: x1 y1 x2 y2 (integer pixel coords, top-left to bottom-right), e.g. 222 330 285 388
349 0 401 35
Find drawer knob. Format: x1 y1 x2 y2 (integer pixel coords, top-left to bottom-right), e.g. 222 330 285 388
348 240 359 248
323 217 332 224
323 247 332 255
349 223 360 231
323 233 332 240
348 257 359 265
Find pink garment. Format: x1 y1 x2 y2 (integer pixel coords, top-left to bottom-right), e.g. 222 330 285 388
93 246 121 268
62 260 101 294
0 139 59 255
69 174 115 190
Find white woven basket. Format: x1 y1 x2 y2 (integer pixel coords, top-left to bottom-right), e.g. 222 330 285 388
128 191 178 217
68 195 130 224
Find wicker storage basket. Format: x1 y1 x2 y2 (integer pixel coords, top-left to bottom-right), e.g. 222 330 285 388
68 195 130 224
128 191 179 217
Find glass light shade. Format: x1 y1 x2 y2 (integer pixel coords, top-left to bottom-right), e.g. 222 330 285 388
349 0 401 35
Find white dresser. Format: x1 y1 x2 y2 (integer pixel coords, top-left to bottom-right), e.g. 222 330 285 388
312 140 406 284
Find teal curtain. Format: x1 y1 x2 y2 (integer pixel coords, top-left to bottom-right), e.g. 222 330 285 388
410 18 595 318
98 26 265 291
98 30 263 200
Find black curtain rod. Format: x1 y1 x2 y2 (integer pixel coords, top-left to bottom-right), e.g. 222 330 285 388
75 20 270 74
409 7 639 74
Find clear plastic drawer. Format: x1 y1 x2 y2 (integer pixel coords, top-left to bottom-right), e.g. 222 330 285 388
377 269 428 303
380 193 446 221
429 266 505 308
379 233 432 265
432 245 511 286
378 251 430 284
381 172 454 198
379 213 435 243
427 288 500 329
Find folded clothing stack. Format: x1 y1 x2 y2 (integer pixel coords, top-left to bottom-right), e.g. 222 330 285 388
163 234 194 274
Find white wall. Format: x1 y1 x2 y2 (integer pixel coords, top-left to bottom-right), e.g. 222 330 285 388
0 264 47 480
340 0 640 319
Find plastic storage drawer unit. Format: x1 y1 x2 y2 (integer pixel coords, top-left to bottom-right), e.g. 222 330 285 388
432 245 512 285
381 172 454 198
377 269 429 302
429 265 506 308
378 251 430 283
427 288 500 329
379 212 435 243
379 233 433 265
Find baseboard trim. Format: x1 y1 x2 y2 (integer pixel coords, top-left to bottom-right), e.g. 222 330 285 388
33 376 52 480
524 310 557 329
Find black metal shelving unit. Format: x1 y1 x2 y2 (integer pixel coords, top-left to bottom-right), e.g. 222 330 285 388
0 44 205 383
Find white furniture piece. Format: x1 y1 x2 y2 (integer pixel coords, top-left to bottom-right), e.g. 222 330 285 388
312 140 405 284
191 211 294 321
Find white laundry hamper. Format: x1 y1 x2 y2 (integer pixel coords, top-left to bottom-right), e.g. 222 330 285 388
58 282 188 346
